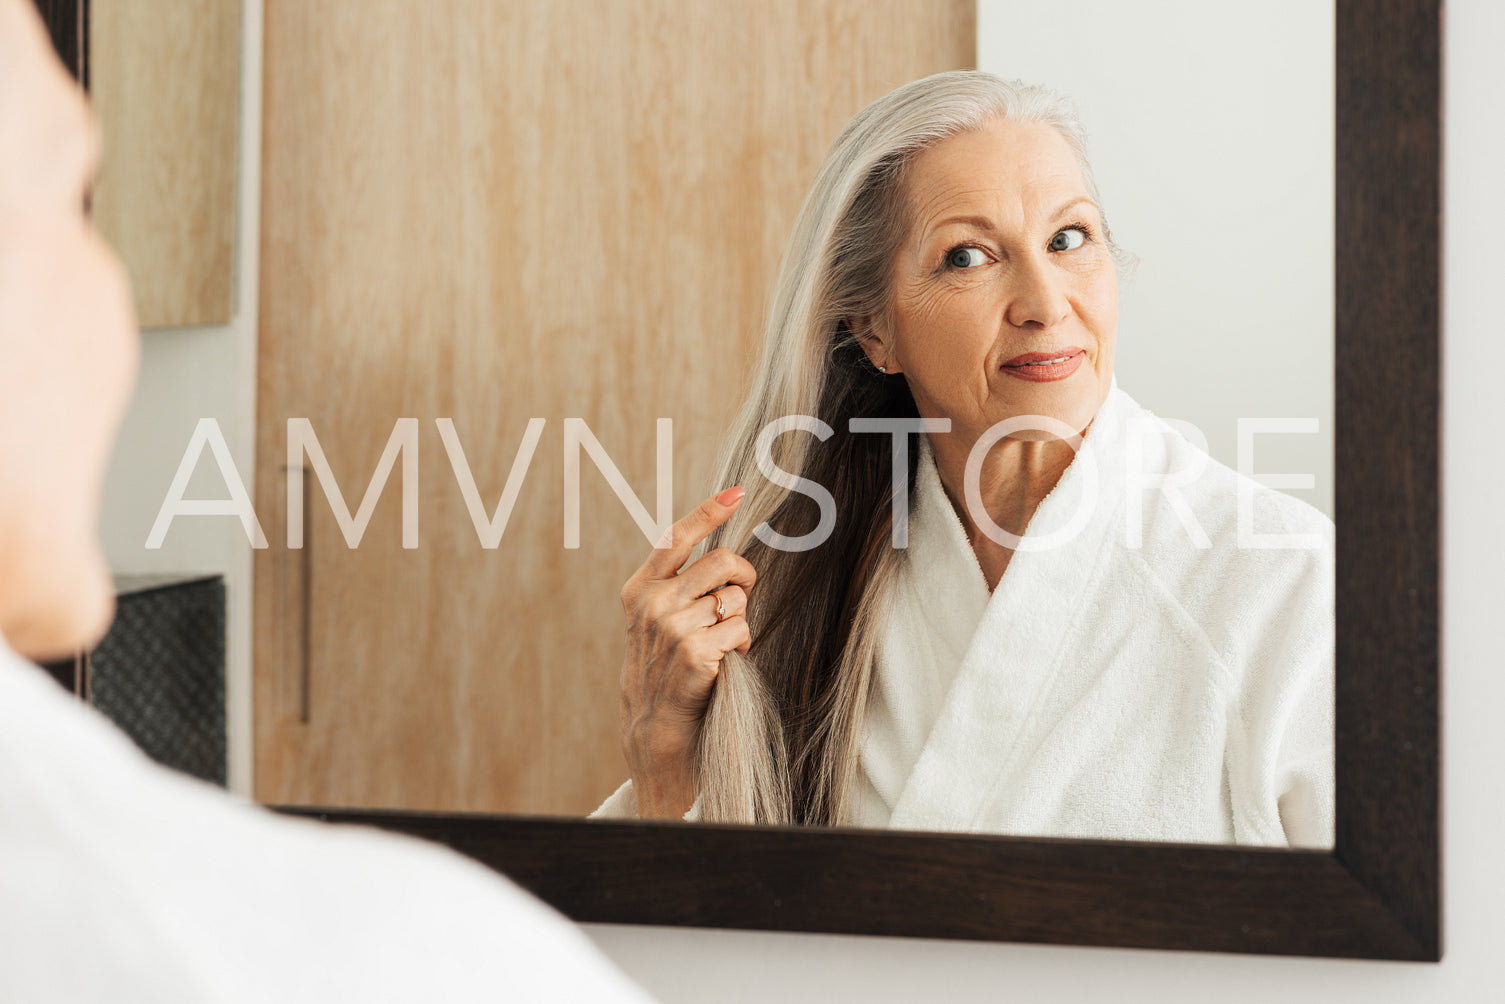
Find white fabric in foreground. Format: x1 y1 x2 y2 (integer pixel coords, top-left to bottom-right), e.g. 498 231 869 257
0 636 652 1004
594 383 1334 849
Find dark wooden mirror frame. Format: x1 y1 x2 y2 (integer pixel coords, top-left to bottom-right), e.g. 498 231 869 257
45 0 1438 960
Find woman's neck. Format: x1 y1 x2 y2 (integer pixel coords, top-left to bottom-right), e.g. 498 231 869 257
928 429 1084 592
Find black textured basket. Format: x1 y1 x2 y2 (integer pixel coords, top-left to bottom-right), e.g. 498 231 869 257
43 575 227 786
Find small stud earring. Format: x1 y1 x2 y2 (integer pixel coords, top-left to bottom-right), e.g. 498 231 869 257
877 363 888 374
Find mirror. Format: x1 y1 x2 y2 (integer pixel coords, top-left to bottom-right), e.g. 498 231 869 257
108 0 1336 846
91 0 1440 960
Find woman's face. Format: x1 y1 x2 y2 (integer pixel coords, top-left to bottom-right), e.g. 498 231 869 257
0 0 140 659
872 117 1118 444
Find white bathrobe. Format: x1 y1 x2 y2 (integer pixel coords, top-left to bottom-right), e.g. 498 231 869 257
596 383 1335 849
0 635 651 1003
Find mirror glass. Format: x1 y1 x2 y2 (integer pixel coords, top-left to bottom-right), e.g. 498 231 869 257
104 0 1334 850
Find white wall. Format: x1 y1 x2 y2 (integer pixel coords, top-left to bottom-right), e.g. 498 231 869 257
977 0 1334 519
98 0 261 797
580 1 1503 999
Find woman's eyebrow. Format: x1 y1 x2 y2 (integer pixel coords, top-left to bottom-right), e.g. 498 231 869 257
930 213 997 233
1051 196 1098 219
924 197 1100 241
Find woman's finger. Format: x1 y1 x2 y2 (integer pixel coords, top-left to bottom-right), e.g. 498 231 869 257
698 584 748 627
640 487 746 580
700 615 752 660
673 547 757 601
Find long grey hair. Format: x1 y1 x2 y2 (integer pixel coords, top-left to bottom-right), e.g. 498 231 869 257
694 70 1128 825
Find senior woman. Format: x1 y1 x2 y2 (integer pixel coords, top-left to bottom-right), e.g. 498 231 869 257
594 71 1333 848
0 3 650 997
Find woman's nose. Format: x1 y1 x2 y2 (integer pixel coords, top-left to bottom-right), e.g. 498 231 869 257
1003 253 1070 330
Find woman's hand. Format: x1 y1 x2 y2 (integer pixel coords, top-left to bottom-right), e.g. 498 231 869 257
618 486 755 819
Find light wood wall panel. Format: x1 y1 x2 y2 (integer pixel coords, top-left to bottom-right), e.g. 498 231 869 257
255 0 974 814
90 0 241 329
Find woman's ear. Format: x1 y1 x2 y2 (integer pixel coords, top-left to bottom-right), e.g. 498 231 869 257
845 315 901 375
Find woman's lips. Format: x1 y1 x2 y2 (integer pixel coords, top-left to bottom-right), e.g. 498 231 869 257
1000 347 1085 383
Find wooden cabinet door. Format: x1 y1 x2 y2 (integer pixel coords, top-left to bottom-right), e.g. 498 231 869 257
254 0 973 814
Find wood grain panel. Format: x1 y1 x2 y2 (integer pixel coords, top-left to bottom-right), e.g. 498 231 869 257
255 0 974 814
90 0 240 329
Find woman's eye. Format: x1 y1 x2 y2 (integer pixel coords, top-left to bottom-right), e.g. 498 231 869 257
947 246 987 269
1049 228 1087 252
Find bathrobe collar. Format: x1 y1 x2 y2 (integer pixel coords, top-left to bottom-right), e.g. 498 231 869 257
885 381 1135 831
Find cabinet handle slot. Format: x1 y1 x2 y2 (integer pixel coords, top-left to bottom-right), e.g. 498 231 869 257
281 464 312 724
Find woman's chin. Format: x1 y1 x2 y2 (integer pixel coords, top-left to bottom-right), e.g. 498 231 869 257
0 552 115 662
991 381 1106 442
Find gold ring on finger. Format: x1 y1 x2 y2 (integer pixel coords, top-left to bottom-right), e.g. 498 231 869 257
713 590 726 622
